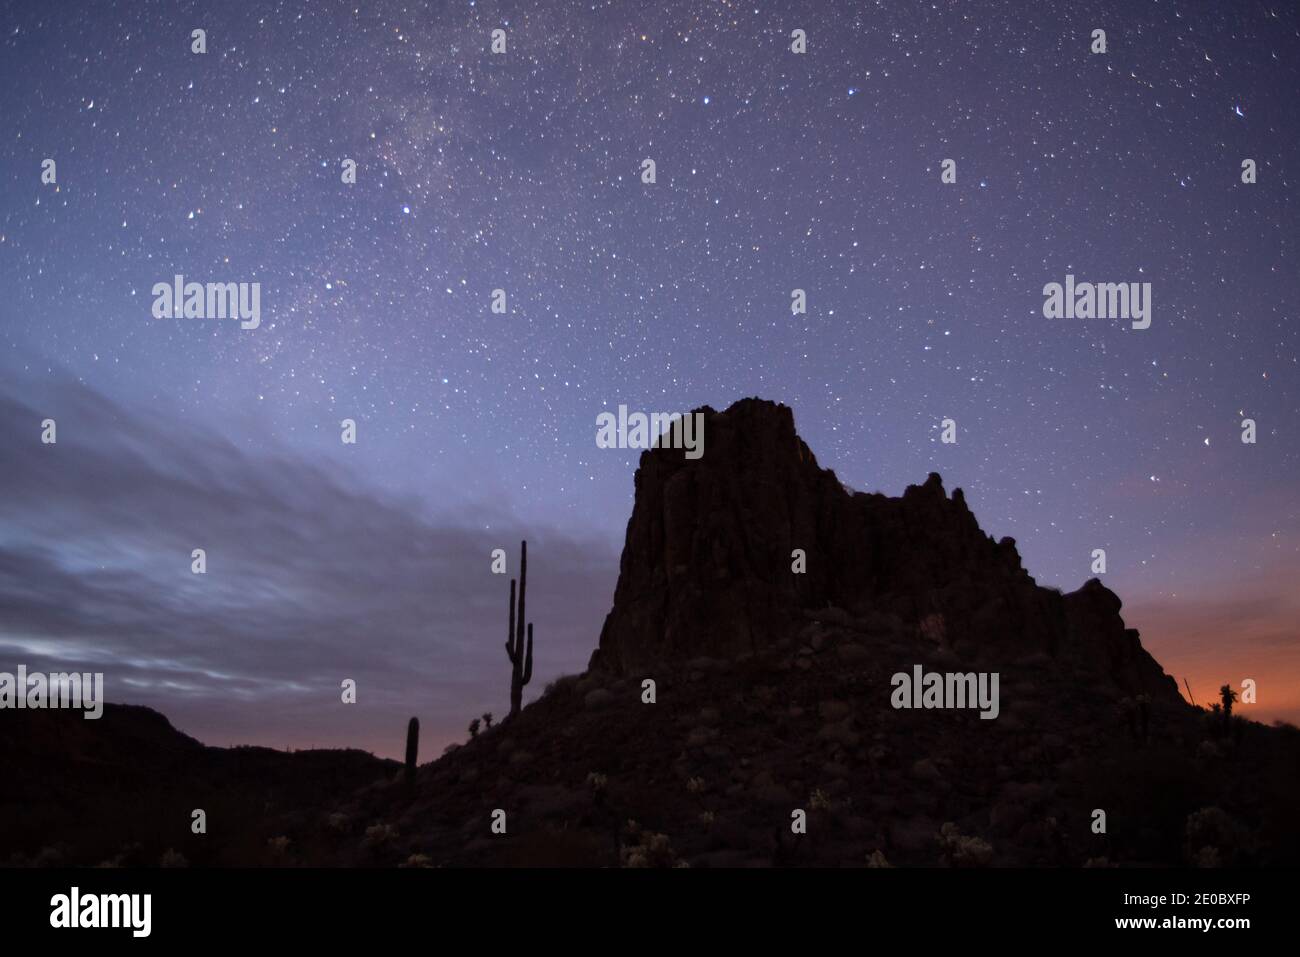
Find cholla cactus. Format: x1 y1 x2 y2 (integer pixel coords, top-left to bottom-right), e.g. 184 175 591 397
1219 684 1238 731
810 788 831 811
267 835 291 857
936 822 993 867
468 717 481 739
621 831 680 868
686 776 706 794
866 849 892 868
159 848 188 868
1219 684 1238 716
363 823 398 848
1184 806 1244 867
586 772 608 792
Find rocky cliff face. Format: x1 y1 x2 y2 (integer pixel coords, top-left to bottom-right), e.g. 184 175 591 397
589 398 1179 704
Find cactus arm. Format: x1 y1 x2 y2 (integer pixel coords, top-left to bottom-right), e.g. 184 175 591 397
506 578 517 662
522 623 533 685
516 541 527 657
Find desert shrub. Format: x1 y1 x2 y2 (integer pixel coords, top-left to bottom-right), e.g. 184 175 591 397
543 674 581 699
620 822 684 868
363 823 397 848
32 846 64 867
936 822 993 867
1184 806 1249 867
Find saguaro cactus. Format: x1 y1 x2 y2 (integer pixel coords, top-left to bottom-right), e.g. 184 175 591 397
505 540 534 718
404 717 419 782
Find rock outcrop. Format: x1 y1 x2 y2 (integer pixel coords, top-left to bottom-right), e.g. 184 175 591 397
589 398 1179 704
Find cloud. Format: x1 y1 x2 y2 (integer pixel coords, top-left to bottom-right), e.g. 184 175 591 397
0 375 619 757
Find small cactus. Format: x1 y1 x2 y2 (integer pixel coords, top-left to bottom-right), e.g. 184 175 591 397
936 822 993 867
620 831 680 868
468 717 481 739
1219 684 1238 730
363 823 397 848
404 717 419 782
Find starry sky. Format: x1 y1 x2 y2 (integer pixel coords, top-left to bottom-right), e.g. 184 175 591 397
1 0 1297 757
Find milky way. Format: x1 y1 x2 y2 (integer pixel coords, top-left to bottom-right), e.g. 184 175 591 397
1 1 1297 754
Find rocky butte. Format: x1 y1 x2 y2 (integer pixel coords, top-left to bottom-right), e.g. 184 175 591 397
589 397 1180 710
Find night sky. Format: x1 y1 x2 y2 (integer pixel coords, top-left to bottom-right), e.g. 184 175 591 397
2 0 1297 757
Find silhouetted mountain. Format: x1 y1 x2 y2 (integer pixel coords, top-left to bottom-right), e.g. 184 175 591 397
0 704 395 867
591 398 1178 707
4 398 1297 867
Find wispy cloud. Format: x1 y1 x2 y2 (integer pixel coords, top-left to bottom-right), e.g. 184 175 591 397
0 374 618 756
